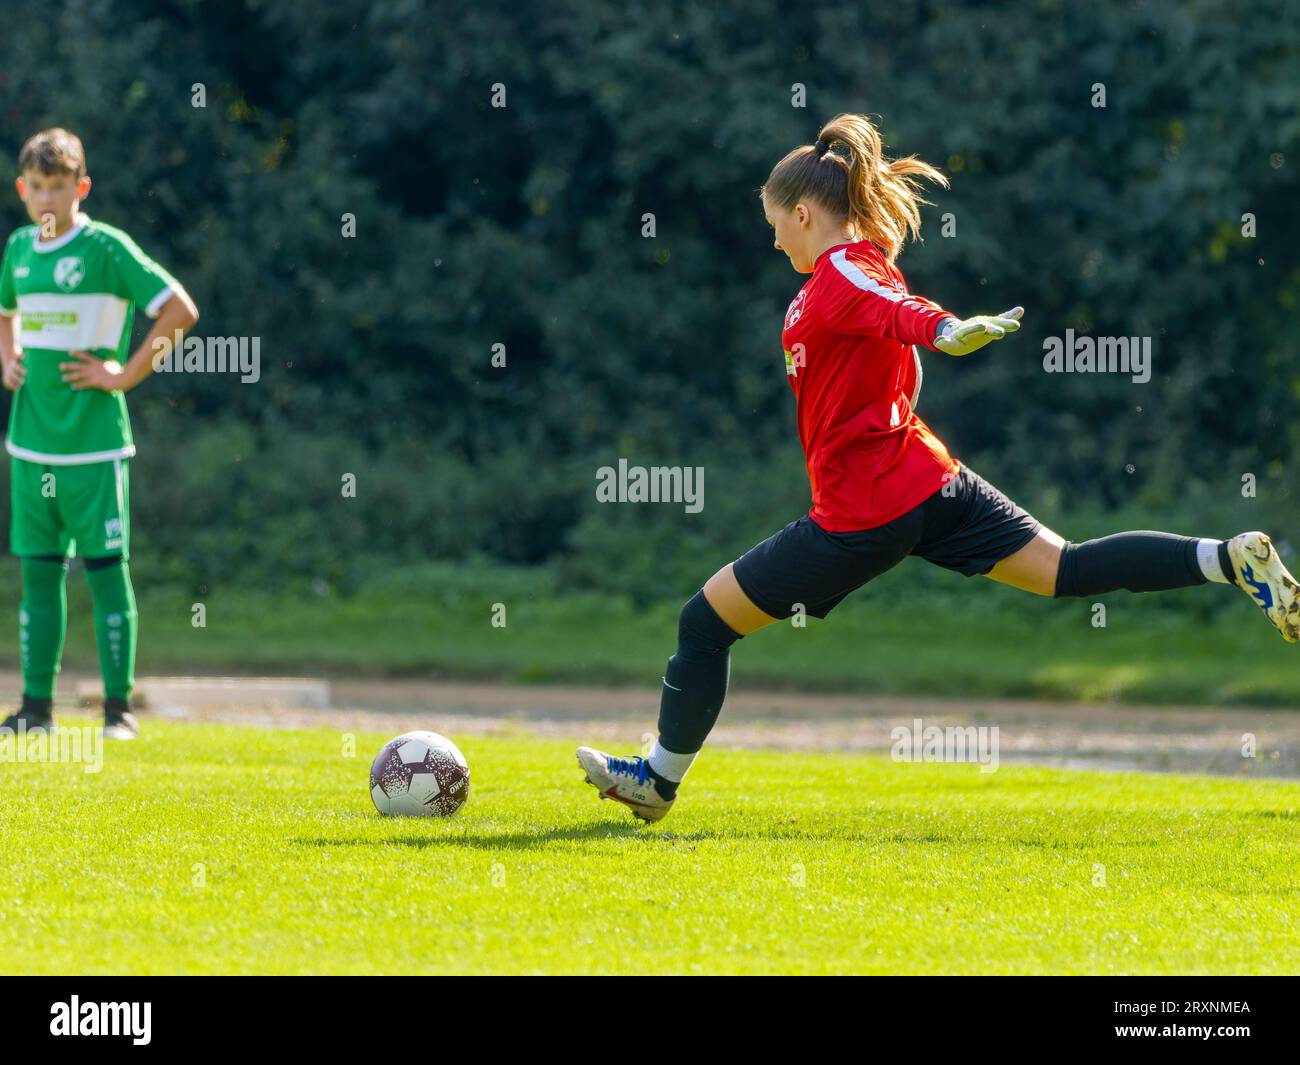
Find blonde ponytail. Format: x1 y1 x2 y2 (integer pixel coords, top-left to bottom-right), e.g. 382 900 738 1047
762 113 948 260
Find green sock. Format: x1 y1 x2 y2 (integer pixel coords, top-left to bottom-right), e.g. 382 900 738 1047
85 559 138 701
19 557 69 699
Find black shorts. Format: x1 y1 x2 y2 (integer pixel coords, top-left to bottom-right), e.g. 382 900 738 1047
731 464 1042 619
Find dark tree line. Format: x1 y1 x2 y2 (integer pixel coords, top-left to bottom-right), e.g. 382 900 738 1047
0 0 1295 596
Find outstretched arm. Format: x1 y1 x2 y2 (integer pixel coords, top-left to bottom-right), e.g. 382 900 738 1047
934 306 1024 356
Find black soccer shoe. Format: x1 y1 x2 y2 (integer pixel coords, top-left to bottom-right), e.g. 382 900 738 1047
2 696 54 733
103 698 140 741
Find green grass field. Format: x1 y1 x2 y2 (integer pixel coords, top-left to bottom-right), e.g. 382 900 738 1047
2 717 1297 974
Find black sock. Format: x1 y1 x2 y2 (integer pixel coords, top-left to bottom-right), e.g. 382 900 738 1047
652 591 742 799
1218 541 1235 583
20 694 53 720
105 696 130 718
1054 531 1207 597
644 763 676 800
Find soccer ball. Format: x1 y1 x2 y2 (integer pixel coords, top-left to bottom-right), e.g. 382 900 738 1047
369 731 470 817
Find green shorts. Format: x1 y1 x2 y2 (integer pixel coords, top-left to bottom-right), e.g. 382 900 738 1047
9 456 131 560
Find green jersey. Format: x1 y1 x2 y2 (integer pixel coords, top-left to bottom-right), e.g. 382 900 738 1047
0 213 178 464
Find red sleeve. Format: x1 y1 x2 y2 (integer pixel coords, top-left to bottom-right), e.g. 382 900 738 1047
820 246 955 350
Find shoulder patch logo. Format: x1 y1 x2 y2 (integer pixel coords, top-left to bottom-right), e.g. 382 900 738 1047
54 256 85 292
784 289 807 330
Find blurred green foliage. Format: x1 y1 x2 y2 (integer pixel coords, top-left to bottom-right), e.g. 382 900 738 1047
0 0 1295 602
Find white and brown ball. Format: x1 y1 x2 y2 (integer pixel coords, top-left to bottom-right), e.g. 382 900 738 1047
370 731 470 817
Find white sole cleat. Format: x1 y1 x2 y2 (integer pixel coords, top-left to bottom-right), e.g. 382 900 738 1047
576 746 675 823
1225 531 1300 643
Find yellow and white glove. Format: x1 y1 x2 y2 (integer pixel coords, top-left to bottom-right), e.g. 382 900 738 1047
935 307 1024 356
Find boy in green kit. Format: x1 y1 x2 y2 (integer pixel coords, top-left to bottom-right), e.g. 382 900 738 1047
0 128 199 739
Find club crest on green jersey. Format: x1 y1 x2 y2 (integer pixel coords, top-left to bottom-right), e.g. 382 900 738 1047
54 255 86 292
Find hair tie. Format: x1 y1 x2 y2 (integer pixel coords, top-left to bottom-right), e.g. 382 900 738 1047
814 138 831 157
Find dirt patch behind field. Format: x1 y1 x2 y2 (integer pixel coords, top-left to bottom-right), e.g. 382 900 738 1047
7 670 1298 778
308 680 1300 778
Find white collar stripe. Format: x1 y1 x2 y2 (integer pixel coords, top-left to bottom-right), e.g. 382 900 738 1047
829 248 905 302
32 212 90 253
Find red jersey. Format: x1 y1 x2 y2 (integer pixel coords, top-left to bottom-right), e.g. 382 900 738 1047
780 240 959 532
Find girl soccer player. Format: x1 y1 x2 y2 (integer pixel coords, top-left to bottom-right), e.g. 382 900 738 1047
578 112 1300 823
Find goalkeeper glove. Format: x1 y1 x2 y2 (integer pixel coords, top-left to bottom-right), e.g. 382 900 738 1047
934 307 1024 356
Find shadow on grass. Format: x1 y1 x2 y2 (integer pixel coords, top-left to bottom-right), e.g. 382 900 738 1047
292 801 1281 849
294 823 654 849
295 823 1177 850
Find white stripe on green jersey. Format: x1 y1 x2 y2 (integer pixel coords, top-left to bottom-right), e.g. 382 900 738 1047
0 213 177 464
